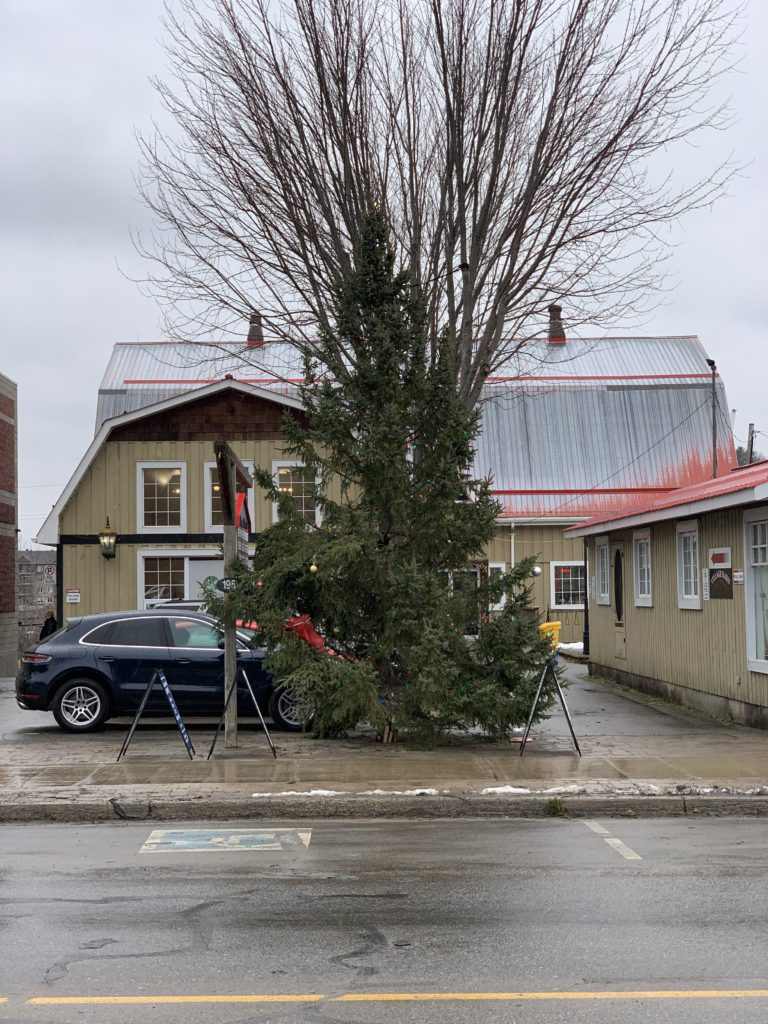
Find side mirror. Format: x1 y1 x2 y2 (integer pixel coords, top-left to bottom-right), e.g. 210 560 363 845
217 638 226 650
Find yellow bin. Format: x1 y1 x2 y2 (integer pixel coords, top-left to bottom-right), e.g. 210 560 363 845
538 621 561 650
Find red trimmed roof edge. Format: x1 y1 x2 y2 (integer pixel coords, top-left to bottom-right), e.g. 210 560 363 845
567 461 768 531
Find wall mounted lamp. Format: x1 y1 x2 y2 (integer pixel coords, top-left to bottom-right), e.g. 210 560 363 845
98 518 117 559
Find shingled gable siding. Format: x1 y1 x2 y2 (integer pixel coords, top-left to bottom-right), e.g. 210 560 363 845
107 389 306 443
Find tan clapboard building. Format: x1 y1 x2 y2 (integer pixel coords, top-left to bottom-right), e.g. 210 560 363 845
571 461 768 725
37 310 734 641
36 381 320 619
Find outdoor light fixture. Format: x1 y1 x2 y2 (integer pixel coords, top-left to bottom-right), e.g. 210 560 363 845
531 565 543 577
98 518 117 559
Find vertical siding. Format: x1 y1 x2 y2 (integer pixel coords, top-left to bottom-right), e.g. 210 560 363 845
588 508 767 706
485 524 585 643
57 439 349 615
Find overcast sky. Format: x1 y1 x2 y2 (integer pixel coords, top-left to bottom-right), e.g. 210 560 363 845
2 1 767 547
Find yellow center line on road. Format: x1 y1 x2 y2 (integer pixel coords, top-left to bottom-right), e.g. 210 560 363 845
335 991 768 1001
27 995 324 1005
25 990 768 1005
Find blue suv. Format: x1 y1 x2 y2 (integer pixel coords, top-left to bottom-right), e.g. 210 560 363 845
16 609 307 733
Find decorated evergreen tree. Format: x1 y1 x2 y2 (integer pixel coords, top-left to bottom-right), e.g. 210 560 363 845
210 208 551 740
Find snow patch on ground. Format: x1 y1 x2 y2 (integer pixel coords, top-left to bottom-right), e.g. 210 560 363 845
481 786 532 795
558 641 584 653
254 789 346 797
361 788 440 796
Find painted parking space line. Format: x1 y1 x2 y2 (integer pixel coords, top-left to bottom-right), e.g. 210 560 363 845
582 820 642 860
25 990 768 1006
140 828 312 853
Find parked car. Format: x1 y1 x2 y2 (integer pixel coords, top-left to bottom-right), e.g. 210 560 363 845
16 610 309 734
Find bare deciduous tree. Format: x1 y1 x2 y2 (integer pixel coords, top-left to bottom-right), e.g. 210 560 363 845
137 0 739 406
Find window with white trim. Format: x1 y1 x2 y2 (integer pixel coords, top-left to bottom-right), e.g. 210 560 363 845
272 461 319 525
550 561 586 610
595 538 610 605
137 550 223 608
744 509 768 673
633 529 652 607
142 556 185 603
137 462 187 532
676 520 700 610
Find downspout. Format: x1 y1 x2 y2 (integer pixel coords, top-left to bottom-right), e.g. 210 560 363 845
582 536 590 657
509 521 515 568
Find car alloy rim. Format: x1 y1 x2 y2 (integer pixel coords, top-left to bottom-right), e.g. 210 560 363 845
60 686 102 726
277 688 304 727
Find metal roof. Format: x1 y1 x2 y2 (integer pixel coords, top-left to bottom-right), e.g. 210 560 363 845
569 460 768 536
95 335 734 520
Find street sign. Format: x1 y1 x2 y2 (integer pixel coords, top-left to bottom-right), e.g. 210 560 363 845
44 565 55 577
216 577 239 593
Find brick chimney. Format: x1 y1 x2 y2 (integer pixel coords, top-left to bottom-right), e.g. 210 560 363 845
547 303 566 344
246 311 264 348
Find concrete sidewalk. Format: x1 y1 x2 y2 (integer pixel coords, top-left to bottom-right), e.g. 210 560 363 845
2 661 768 822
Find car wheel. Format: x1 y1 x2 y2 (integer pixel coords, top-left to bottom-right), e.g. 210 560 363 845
268 685 312 732
52 680 110 732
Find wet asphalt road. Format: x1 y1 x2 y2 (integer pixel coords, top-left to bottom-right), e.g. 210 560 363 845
1 817 768 1023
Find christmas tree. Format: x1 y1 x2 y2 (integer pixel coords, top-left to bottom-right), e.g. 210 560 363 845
211 208 551 741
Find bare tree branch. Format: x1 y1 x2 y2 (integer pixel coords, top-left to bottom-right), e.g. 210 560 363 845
135 0 741 406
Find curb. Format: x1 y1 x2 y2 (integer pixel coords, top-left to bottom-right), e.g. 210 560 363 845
2 791 768 824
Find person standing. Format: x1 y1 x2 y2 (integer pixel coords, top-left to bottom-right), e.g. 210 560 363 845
39 608 57 640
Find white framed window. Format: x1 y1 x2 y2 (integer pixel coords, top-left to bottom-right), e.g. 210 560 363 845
137 549 224 608
633 529 653 607
550 561 586 610
488 562 506 611
137 462 187 533
203 460 255 533
141 554 186 603
271 461 319 526
676 520 700 610
595 538 610 605
744 508 768 674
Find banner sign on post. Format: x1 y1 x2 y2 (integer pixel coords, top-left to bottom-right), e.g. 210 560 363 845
236 492 251 563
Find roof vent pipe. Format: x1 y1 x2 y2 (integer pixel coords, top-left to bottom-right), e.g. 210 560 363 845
246 311 264 348
547 303 566 344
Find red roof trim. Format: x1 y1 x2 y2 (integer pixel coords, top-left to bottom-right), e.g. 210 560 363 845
486 373 712 383
113 335 701 346
492 487 675 496
123 377 306 385
569 462 768 531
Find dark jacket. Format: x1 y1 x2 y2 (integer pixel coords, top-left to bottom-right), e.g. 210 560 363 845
39 616 57 640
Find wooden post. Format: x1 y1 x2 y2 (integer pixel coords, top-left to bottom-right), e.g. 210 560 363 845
214 442 253 749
